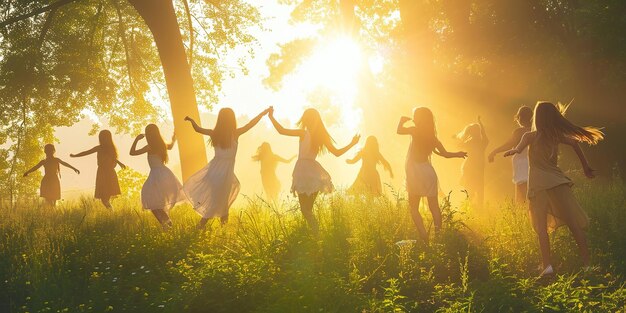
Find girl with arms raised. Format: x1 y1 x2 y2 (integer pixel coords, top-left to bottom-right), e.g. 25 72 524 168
346 135 393 196
398 107 467 242
24 144 80 208
268 107 360 232
130 124 184 230
489 106 533 203
505 102 603 276
252 142 296 201
184 107 269 228
70 130 127 209
456 117 488 205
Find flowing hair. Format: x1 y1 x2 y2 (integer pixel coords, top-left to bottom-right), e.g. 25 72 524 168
456 123 482 143
252 142 272 162
298 108 333 154
98 130 118 159
145 124 168 163
533 101 604 145
412 107 438 151
210 108 237 148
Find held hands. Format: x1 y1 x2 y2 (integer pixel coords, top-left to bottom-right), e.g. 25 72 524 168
268 106 274 117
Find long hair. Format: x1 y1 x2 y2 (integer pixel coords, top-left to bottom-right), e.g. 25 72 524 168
515 105 533 127
412 107 437 149
456 123 482 143
210 108 237 148
145 124 168 163
252 142 272 162
44 144 56 157
361 136 380 159
533 102 604 145
298 108 333 154
98 130 118 159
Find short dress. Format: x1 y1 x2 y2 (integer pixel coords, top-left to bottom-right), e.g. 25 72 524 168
527 135 588 233
141 154 185 211
94 152 121 199
260 155 281 199
349 153 382 195
511 147 529 185
405 139 438 198
291 131 334 195
40 159 61 201
184 140 240 218
459 141 486 193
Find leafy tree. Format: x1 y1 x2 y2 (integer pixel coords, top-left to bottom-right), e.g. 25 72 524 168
0 0 261 205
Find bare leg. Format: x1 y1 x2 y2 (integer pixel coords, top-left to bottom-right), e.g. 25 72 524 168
197 217 209 229
426 196 442 233
408 193 428 242
45 199 56 208
532 206 552 269
515 182 528 204
101 197 112 209
220 214 229 225
298 192 319 233
566 222 590 266
151 209 172 230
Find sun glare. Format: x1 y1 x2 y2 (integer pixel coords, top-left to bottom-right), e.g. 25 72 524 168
277 36 365 135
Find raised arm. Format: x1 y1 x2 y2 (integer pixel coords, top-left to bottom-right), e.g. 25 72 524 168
23 161 44 177
434 139 467 159
130 134 149 156
268 107 304 137
326 134 360 157
236 108 270 137
184 116 213 136
166 133 176 150
70 146 99 158
562 137 595 178
504 131 535 157
397 116 414 135
378 153 394 178
58 159 80 174
488 128 524 162
345 151 362 164
116 160 127 169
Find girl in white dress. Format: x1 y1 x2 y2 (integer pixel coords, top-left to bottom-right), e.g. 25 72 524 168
183 107 269 228
488 106 533 203
130 124 185 230
397 107 467 242
268 107 360 232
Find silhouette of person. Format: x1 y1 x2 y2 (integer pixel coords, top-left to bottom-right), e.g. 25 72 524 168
183 107 270 228
346 136 393 196
252 142 295 201
505 101 603 276
398 108 467 242
130 124 184 230
489 106 533 203
70 130 127 209
23 144 80 208
268 107 359 233
456 116 488 205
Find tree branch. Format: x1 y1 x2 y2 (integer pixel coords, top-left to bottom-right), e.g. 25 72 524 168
0 0 79 28
182 0 194 68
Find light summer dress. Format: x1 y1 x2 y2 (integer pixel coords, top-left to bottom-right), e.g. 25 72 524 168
141 154 185 211
291 131 334 195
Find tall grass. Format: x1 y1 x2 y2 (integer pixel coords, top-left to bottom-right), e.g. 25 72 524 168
0 178 625 312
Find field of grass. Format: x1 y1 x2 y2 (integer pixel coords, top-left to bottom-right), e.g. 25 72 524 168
1 178 625 313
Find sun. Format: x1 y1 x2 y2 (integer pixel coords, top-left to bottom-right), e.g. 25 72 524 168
279 36 365 134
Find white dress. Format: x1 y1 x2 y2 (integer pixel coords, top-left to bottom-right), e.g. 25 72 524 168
512 146 529 185
183 140 240 218
141 154 186 210
405 139 438 198
291 131 334 195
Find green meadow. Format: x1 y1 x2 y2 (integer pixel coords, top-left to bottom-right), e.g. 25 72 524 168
1 176 625 313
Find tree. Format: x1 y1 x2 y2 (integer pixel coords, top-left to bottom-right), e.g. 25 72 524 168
0 0 261 204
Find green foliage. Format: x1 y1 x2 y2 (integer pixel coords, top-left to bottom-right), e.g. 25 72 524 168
0 181 625 312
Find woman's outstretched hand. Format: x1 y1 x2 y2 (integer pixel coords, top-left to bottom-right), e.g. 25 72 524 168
456 151 468 159
351 134 361 145
184 116 193 123
74 168 80 174
136 134 145 141
70 153 77 158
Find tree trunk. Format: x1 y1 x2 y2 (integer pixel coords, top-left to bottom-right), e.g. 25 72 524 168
128 0 206 181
